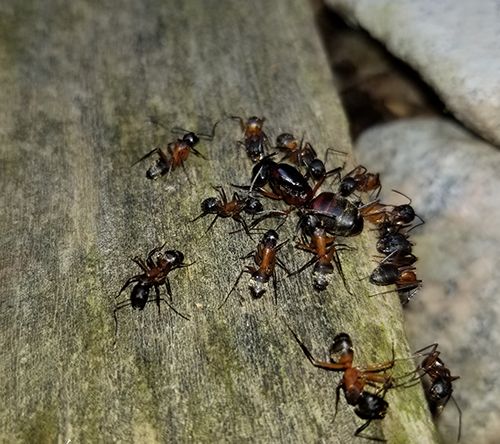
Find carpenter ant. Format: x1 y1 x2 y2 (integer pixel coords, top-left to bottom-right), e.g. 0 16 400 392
376 232 413 258
291 214 351 292
289 328 395 441
306 192 364 237
114 244 190 340
220 230 289 307
339 165 381 198
231 115 269 162
369 263 421 304
276 133 343 183
135 117 218 181
191 186 263 237
405 344 462 441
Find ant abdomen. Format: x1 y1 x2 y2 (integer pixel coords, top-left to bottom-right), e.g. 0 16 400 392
130 282 151 309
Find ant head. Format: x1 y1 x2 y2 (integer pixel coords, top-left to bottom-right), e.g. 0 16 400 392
354 392 388 420
393 204 415 224
308 159 326 181
329 333 353 362
201 197 220 214
163 250 184 266
247 116 264 129
244 197 263 215
276 133 297 150
376 232 411 256
339 177 356 196
262 229 279 246
183 132 199 146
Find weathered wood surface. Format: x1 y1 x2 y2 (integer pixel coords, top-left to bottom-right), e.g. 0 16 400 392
0 1 439 443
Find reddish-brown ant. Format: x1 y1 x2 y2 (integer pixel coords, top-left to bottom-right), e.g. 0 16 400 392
191 186 263 237
220 230 289 307
339 165 381 198
135 117 218 181
291 214 351 292
114 244 190 341
369 263 422 304
403 344 462 441
231 115 269 162
289 328 395 440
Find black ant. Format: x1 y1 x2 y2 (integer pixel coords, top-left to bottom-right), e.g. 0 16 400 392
114 244 190 340
289 328 395 441
339 165 381 198
220 230 289 307
231 115 269 162
135 117 218 181
191 186 263 237
291 214 351 292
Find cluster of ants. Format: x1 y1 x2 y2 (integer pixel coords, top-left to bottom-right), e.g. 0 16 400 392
115 115 461 441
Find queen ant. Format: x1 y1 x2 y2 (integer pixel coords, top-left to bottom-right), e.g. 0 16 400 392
135 117 218 181
191 186 263 237
231 115 269 162
289 328 395 441
291 214 351 292
114 244 190 341
220 230 289 308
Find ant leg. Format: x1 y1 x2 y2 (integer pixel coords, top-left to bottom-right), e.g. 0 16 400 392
230 115 245 131
332 248 353 296
275 257 292 276
288 256 317 277
154 285 162 316
131 147 160 166
205 215 220 233
450 395 462 442
165 278 173 302
189 146 207 160
132 257 149 272
157 282 190 320
117 276 141 298
233 214 254 240
333 383 342 422
180 160 193 185
191 211 208 223
354 420 385 442
219 269 245 309
271 271 278 305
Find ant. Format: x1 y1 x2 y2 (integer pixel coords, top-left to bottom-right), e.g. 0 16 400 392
191 186 263 237
376 232 413 258
291 214 351 292
114 244 190 340
220 230 289 307
289 328 395 441
231 115 269 162
135 116 218 181
369 263 422 303
404 344 462 441
276 133 343 183
339 165 381 198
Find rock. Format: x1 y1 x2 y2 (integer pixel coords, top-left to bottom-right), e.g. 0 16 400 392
354 117 500 443
326 0 500 146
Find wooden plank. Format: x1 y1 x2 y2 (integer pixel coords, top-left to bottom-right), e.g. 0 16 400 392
0 0 439 442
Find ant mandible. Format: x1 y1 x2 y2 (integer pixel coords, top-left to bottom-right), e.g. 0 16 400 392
289 328 395 441
114 244 191 341
191 186 263 237
220 229 289 307
231 115 269 162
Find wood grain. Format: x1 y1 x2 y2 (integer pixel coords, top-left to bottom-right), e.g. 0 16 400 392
0 1 439 442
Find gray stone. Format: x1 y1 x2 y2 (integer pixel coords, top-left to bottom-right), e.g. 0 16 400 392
354 117 500 443
326 0 500 146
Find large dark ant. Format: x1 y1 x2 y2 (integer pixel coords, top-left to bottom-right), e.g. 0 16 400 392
220 230 289 307
339 165 381 198
306 192 364 237
114 244 190 340
231 115 269 162
135 117 218 181
291 214 350 292
369 263 421 304
289 328 395 441
191 186 263 237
